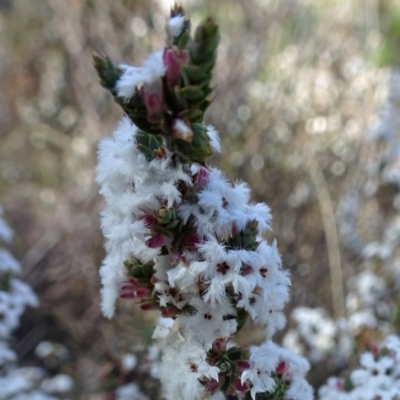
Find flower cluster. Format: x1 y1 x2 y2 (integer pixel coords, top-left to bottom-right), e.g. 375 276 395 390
0 206 40 398
369 71 400 189
319 335 400 400
0 207 73 400
283 307 347 365
95 6 311 400
0 210 38 343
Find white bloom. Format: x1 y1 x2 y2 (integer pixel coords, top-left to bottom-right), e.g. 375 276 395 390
206 126 221 153
319 334 400 400
40 374 74 393
285 378 313 400
173 119 193 141
160 340 219 400
0 249 21 274
241 343 279 399
179 297 237 347
117 51 166 100
0 342 17 366
168 262 197 293
167 15 186 38
116 383 148 400
0 207 14 243
242 341 311 400
122 353 138 371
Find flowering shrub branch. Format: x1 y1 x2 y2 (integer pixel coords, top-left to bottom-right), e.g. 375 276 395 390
0 207 74 399
95 6 312 400
319 335 400 399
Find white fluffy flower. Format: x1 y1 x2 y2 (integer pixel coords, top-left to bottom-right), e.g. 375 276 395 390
96 117 192 317
160 339 219 400
167 15 186 38
206 126 221 153
116 51 166 100
0 206 14 243
319 334 400 400
96 12 312 400
116 383 148 400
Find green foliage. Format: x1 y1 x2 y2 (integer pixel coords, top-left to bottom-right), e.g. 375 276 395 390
93 54 122 93
224 220 260 251
173 123 214 163
157 207 183 233
94 54 164 134
245 374 290 400
343 374 354 392
135 131 164 161
236 308 249 332
0 271 12 292
94 8 220 165
170 5 191 49
124 258 155 286
373 12 400 67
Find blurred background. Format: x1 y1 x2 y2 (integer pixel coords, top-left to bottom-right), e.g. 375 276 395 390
2 0 400 398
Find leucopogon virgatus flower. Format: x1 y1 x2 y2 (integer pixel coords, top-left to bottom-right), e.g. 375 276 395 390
0 207 75 400
319 335 400 400
95 5 312 400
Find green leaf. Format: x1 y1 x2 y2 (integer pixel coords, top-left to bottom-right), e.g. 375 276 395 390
174 123 213 163
142 262 155 279
182 65 208 84
93 54 122 92
226 347 243 361
127 265 144 279
135 131 164 161
0 271 12 292
179 86 205 101
170 5 191 48
236 308 249 332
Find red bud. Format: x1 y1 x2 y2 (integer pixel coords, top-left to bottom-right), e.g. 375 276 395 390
146 234 169 248
236 360 251 370
140 85 165 123
161 307 178 318
163 48 188 88
195 167 209 188
233 379 249 392
276 361 288 375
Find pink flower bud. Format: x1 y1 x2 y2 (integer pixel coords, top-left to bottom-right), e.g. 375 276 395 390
120 292 135 299
233 379 249 392
120 279 150 299
195 167 209 188
231 224 238 236
335 379 344 391
212 338 227 352
240 264 253 276
146 233 169 248
369 344 379 357
204 378 220 395
161 307 178 318
184 233 201 249
135 287 150 298
236 360 251 370
140 302 158 311
140 84 165 123
120 281 136 298
163 48 188 88
121 283 135 292
140 214 157 229
169 250 181 264
276 361 288 375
